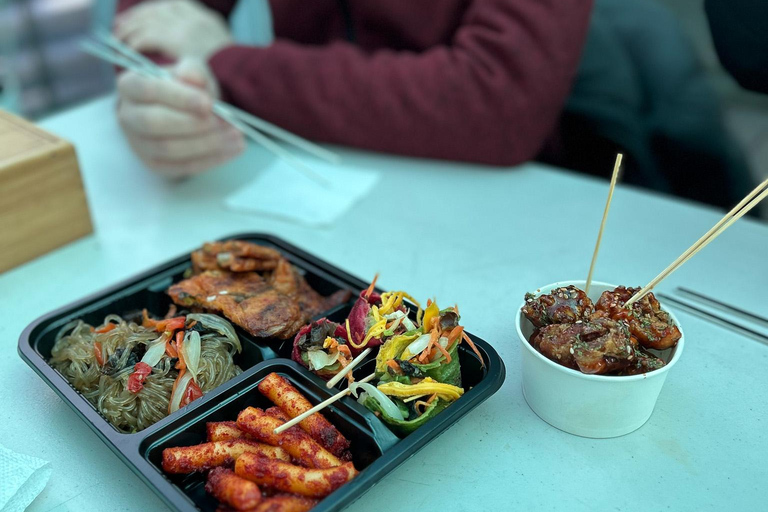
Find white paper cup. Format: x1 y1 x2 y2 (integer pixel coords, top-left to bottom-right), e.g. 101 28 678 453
516 280 685 438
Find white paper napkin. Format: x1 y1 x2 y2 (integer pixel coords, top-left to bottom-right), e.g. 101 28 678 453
225 157 381 227
0 444 51 512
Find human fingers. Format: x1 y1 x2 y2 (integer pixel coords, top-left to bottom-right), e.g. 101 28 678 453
123 26 174 56
125 126 244 161
144 143 245 178
173 57 220 97
117 71 212 116
118 100 218 137
114 4 171 41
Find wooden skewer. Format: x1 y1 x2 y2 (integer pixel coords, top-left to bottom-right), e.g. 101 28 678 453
585 153 623 295
93 32 340 165
80 40 332 186
214 107 331 187
626 179 768 307
325 347 372 388
402 394 429 403
274 373 376 435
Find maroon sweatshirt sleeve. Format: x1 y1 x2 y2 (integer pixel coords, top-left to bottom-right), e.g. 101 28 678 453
209 0 593 166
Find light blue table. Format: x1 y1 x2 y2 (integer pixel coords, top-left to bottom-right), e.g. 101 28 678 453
2 96 767 511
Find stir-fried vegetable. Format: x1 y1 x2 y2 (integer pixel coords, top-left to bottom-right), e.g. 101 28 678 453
375 333 420 374
181 330 201 382
402 334 432 360
187 313 241 353
141 333 170 367
350 382 404 421
377 377 464 401
127 362 152 393
93 341 104 366
169 372 194 414
307 349 341 371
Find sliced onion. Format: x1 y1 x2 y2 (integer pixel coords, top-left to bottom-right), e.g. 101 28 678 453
182 331 201 382
307 349 340 371
350 382 404 421
141 334 168 368
405 334 432 357
385 311 417 332
187 314 241 353
383 317 403 336
438 336 449 348
169 372 193 414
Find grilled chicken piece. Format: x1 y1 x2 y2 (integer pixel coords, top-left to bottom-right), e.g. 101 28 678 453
522 285 594 328
268 259 350 318
176 241 351 339
531 316 635 374
168 270 306 339
570 316 635 374
530 323 581 370
192 241 282 273
595 286 681 350
618 348 666 376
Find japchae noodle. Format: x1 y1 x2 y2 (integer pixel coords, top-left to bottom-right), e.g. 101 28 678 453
50 313 242 433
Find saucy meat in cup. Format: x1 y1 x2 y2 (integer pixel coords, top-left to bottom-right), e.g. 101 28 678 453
515 280 685 438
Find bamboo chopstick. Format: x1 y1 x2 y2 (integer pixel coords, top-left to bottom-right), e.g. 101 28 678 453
585 153 623 295
626 178 768 307
273 373 376 435
325 347 372 388
82 38 334 185
93 31 340 165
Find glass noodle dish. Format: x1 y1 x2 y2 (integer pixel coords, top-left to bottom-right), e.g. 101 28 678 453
50 312 242 433
292 277 484 436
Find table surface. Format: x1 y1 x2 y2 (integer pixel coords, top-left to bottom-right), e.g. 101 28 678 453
2 95 767 512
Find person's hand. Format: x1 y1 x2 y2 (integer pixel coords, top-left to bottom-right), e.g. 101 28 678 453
115 0 232 60
117 57 245 178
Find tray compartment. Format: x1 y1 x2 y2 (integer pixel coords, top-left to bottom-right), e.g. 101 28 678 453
140 361 393 512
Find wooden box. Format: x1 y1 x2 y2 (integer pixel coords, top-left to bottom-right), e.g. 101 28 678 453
0 109 93 273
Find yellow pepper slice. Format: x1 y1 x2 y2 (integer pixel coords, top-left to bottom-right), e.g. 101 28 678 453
349 317 387 349
377 377 464 402
379 291 422 315
421 301 439 333
375 333 420 374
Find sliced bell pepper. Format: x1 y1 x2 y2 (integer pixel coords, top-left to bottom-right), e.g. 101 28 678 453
180 379 203 408
93 342 104 366
421 301 439 333
127 362 152 393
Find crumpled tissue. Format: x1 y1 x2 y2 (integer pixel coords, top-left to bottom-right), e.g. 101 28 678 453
225 157 381 227
0 444 51 512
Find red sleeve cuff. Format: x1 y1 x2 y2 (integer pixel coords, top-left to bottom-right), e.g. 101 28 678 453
208 45 261 105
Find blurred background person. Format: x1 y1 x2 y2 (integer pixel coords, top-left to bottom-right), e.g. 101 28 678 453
541 0 754 210
112 0 594 178
706 0 768 95
1 0 764 214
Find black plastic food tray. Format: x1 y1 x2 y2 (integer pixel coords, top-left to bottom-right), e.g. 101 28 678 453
18 234 506 512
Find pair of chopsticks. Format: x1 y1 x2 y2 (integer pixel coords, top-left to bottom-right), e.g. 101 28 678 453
676 287 768 330
81 30 337 186
656 292 768 347
584 155 768 306
273 347 373 435
625 177 768 306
